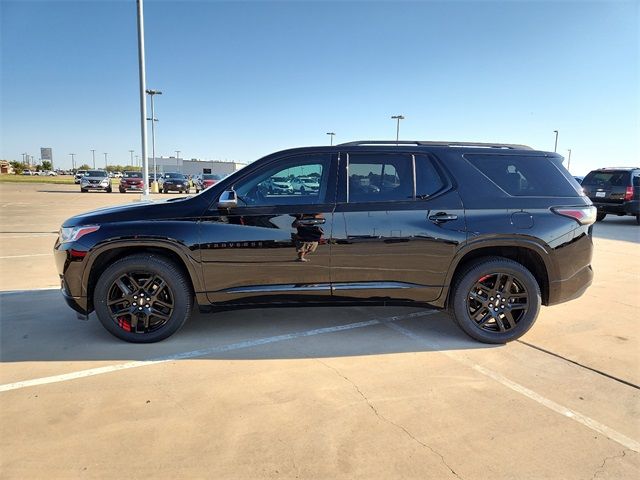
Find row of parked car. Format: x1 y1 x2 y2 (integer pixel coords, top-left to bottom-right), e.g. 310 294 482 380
574 167 640 223
75 170 224 194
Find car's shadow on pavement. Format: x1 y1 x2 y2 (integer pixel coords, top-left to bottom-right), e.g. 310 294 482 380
591 216 640 243
0 290 496 364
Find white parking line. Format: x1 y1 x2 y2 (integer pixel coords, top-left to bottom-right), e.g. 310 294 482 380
0 310 437 393
383 321 640 453
0 287 59 295
0 253 51 259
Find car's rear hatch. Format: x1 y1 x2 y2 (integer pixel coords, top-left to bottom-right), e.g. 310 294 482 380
582 170 631 204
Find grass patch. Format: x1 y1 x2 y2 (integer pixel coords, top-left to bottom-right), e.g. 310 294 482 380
0 175 77 185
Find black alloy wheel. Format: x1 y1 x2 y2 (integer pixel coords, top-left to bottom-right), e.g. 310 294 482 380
451 257 541 344
93 254 192 342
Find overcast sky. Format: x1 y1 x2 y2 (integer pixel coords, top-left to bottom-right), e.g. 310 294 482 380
1 0 638 174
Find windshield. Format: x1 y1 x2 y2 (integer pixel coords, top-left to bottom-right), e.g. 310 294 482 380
124 171 142 178
87 170 108 177
301 178 317 184
203 174 221 180
165 173 185 179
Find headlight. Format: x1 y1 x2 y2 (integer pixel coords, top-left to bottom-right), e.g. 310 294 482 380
101 179 109 184
59 225 100 244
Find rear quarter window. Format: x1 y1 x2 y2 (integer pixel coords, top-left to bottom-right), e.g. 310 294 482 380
465 154 579 197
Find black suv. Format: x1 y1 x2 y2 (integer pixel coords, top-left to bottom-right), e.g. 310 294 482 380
581 167 640 224
55 141 595 344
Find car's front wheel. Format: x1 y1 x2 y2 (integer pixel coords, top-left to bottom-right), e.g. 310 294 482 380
93 254 193 342
596 212 606 222
450 257 541 344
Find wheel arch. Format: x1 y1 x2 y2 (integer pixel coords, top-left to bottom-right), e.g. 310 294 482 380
441 240 553 307
83 240 205 312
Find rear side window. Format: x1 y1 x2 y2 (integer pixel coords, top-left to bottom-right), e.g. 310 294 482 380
348 153 413 202
465 154 578 197
583 170 631 187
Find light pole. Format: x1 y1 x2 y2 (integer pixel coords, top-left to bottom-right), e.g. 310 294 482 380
136 0 150 197
69 153 75 171
326 132 335 146
391 115 405 143
146 88 162 191
91 149 96 169
129 150 134 166
567 149 572 172
21 153 27 167
175 150 180 169
135 155 139 167
103 152 108 169
553 130 559 153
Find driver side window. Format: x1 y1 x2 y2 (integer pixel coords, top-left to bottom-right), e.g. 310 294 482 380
234 153 331 206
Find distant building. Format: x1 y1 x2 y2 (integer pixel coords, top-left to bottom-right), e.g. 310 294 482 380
0 161 14 174
148 157 247 177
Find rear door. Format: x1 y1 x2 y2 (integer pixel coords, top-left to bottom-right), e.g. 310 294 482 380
582 170 632 204
329 151 467 302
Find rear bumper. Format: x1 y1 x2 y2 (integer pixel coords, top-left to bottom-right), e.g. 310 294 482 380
592 200 639 216
547 264 593 306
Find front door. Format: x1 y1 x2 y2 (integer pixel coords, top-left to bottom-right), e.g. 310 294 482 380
200 152 337 303
330 151 467 302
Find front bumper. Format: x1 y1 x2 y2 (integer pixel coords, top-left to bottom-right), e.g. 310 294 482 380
82 183 110 190
164 183 187 191
55 241 91 316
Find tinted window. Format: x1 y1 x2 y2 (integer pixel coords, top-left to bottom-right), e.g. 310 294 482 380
203 174 221 180
415 154 446 198
87 170 107 177
348 153 413 202
234 153 330 206
582 170 631 187
164 173 185 179
124 171 142 178
466 154 578 196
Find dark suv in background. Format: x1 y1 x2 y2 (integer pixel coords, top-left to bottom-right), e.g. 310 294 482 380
55 140 594 344
581 167 640 224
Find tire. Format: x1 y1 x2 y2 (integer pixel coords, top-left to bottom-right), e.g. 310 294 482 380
93 254 193 343
450 257 541 344
195 188 200 194
119 188 126 193
81 188 88 193
163 187 168 194
596 212 606 222
106 186 112 193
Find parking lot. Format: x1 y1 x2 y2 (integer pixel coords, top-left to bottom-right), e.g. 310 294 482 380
0 182 638 479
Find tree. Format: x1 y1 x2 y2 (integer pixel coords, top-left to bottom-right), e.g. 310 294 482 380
41 160 52 171
78 164 91 171
9 161 24 174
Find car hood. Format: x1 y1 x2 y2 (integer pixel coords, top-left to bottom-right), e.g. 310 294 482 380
82 176 110 181
62 196 207 228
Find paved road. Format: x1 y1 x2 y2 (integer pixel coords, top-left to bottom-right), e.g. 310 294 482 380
1 183 639 479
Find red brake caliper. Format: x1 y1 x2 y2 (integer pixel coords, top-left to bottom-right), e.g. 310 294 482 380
117 316 131 332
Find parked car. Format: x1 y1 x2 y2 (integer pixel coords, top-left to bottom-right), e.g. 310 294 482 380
112 171 123 178
290 176 320 193
55 140 594 343
263 176 293 194
162 172 189 193
45 170 57 176
80 170 112 193
22 170 35 176
74 170 88 184
195 174 221 193
581 167 640 224
119 171 144 193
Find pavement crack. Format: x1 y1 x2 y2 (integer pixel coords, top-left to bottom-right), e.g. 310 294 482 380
591 449 627 480
315 358 462 480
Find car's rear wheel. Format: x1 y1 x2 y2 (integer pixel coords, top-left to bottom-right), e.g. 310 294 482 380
450 257 541 344
93 254 193 343
596 212 606 222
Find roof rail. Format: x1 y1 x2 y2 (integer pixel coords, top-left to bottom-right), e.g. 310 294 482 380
336 140 533 150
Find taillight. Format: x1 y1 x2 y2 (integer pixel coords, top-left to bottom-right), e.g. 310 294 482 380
624 186 633 201
552 206 597 225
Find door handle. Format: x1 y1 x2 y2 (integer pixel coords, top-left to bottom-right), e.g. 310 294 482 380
428 212 458 223
296 218 326 226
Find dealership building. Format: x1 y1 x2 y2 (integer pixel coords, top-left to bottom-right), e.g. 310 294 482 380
149 157 247 177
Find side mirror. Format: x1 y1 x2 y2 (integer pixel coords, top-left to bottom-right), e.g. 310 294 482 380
218 189 238 208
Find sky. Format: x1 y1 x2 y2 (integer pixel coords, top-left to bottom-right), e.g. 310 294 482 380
1 0 638 175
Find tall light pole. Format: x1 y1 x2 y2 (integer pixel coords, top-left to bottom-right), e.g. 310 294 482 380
137 0 150 197
69 153 76 171
391 115 405 143
553 130 559 152
129 150 134 166
175 150 180 169
567 149 572 172
103 152 108 169
326 132 335 146
146 88 162 190
91 149 96 169
21 153 27 166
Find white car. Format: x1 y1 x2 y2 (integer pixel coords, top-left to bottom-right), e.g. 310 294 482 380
74 170 88 184
290 176 320 193
22 170 35 176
